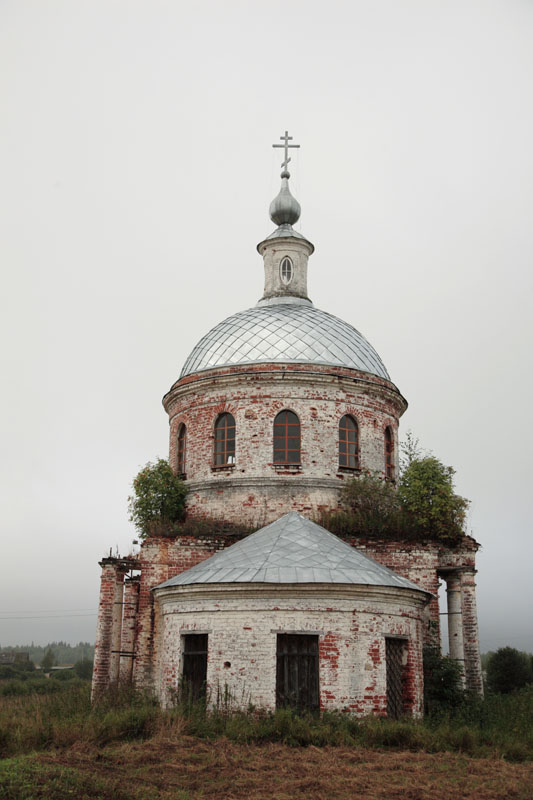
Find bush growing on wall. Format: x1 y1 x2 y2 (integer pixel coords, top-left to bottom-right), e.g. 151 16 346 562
330 472 401 537
397 457 469 545
321 452 469 545
128 459 187 539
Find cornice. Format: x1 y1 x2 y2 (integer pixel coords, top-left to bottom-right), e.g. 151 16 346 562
184 475 344 492
163 363 407 416
154 581 431 607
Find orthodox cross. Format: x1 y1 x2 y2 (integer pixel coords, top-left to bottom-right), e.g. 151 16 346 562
273 130 300 170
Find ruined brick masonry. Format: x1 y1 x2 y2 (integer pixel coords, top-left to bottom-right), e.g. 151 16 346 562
92 153 483 711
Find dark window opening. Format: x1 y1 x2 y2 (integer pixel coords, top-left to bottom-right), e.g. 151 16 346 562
339 414 359 469
181 633 208 704
385 426 394 479
214 413 236 466
273 410 301 464
177 424 187 475
276 634 319 712
385 637 405 719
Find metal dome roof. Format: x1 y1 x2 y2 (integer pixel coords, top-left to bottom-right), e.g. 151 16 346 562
155 513 427 592
180 302 390 380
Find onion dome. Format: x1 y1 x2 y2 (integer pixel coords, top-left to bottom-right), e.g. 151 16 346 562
269 169 301 226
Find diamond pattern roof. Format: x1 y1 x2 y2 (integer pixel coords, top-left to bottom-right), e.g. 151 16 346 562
180 304 390 380
155 513 427 593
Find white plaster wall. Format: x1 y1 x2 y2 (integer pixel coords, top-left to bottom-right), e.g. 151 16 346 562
154 587 425 717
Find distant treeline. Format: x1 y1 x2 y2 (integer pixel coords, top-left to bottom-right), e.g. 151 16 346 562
0 642 94 666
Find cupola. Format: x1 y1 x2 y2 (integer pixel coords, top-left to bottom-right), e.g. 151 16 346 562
257 131 314 307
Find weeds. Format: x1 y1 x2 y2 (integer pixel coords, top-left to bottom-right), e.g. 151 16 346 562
1 681 532 763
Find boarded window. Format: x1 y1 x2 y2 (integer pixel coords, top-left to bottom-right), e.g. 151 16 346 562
182 634 208 703
177 423 187 475
385 638 405 719
385 426 394 479
276 634 319 712
214 413 236 466
273 410 301 464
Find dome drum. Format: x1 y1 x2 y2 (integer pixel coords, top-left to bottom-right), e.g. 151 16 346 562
165 363 406 526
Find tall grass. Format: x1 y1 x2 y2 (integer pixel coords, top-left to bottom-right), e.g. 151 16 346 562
1 681 531 762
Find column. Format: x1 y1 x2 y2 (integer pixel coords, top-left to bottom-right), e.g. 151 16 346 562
461 568 484 695
119 576 140 685
92 560 119 699
109 568 125 685
445 572 465 685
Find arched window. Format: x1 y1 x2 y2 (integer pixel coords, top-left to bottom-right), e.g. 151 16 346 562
385 426 394 479
280 257 293 285
339 415 359 469
177 423 187 475
214 413 236 466
273 410 300 464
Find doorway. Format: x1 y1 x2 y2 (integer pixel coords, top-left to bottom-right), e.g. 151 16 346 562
385 637 406 718
181 633 208 703
276 633 319 712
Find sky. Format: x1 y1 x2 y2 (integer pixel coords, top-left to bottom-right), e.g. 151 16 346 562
1 0 532 654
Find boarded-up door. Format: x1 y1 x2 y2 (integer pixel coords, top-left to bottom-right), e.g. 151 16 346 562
385 637 404 719
276 634 319 712
182 633 208 703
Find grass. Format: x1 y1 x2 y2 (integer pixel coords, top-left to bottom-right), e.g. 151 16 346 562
0 683 532 799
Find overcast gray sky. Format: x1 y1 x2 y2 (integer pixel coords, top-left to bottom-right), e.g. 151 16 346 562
1 0 532 654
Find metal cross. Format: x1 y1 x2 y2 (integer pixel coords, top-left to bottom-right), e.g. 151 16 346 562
273 130 300 170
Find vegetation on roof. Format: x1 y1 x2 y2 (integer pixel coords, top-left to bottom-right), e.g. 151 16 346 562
321 435 470 547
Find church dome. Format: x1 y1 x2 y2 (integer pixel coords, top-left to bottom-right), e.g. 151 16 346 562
180 302 390 380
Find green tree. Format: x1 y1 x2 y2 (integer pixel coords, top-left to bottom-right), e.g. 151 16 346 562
423 646 464 714
397 457 468 544
486 647 532 694
73 658 94 680
40 648 56 672
128 459 187 538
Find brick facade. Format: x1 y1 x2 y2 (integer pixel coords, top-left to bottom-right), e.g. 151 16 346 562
92 180 483 710
154 583 427 717
164 363 407 525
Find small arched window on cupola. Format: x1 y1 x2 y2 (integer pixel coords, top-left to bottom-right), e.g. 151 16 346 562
214 413 236 466
280 256 293 285
177 423 187 476
273 410 300 464
385 426 394 479
339 415 359 470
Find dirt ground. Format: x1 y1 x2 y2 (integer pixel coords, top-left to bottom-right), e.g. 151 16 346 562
38 736 533 800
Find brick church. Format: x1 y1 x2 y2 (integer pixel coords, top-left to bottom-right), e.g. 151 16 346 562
92 133 482 716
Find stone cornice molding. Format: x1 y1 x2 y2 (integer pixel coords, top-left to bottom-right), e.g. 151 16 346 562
184 475 348 492
163 363 407 417
153 581 431 607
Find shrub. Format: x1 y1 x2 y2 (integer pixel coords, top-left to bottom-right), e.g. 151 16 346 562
128 459 187 539
423 646 464 715
338 471 401 535
73 658 94 680
321 454 470 546
398 457 468 545
486 647 532 694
